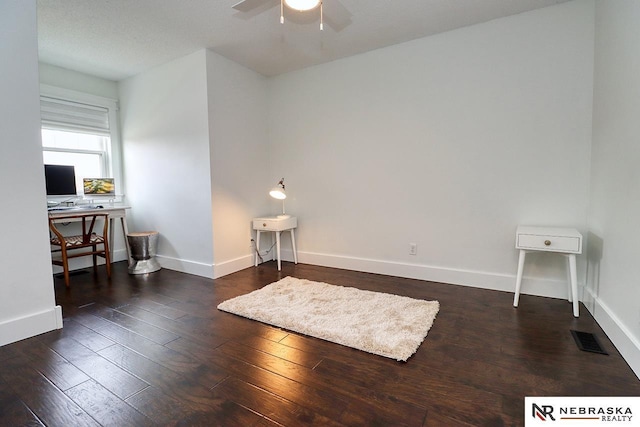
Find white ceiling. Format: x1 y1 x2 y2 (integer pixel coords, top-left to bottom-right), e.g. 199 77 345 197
37 0 571 81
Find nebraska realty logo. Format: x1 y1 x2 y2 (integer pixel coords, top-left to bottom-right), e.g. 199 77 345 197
524 397 640 426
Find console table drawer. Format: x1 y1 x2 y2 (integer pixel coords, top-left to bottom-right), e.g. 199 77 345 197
253 216 297 232
516 233 581 253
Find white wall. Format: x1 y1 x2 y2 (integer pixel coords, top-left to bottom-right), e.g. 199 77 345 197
268 0 594 297
119 50 214 277
587 0 640 378
0 1 62 346
205 50 271 278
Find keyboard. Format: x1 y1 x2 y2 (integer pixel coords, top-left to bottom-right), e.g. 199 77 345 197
47 205 100 211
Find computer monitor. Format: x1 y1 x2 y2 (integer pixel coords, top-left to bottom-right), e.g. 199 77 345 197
44 164 77 196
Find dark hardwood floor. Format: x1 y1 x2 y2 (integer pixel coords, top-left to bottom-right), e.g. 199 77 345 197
1 261 638 426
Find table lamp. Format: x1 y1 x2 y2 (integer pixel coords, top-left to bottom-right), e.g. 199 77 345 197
269 178 290 219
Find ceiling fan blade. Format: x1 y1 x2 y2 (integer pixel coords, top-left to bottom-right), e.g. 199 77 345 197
323 0 352 32
232 0 269 12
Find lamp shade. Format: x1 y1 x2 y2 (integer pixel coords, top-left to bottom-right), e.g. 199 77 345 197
269 187 286 200
269 178 289 218
284 0 320 11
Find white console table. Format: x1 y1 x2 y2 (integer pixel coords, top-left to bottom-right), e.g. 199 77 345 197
253 216 298 271
48 205 131 263
513 226 583 317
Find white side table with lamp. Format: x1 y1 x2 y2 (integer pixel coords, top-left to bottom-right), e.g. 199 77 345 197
253 178 298 271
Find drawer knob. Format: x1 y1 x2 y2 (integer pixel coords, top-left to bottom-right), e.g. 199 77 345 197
544 240 551 246
263 223 267 227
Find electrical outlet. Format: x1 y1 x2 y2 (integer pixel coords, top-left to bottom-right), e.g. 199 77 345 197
409 243 417 255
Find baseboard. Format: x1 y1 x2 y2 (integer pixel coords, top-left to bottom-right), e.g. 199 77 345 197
112 248 129 262
213 254 255 279
583 287 640 379
155 254 214 279
0 305 63 347
211 249 571 301
212 251 276 279
61 251 246 280
53 248 215 278
291 250 573 300
213 248 576 301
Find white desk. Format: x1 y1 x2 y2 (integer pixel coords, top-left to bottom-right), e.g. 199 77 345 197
513 226 583 317
253 216 298 271
48 205 131 263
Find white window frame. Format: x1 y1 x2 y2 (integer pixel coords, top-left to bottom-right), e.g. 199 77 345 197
40 84 123 199
42 133 111 180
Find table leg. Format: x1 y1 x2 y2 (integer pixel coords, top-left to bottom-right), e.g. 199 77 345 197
109 218 115 263
290 228 298 264
254 230 261 267
569 254 579 317
120 216 131 264
513 250 526 307
276 231 282 271
565 255 573 302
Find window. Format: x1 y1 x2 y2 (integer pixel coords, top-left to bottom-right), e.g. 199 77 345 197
40 85 121 198
42 129 109 194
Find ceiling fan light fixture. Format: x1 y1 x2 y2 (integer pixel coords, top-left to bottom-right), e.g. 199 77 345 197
284 0 320 11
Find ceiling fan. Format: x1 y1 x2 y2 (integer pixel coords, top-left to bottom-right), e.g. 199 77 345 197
232 0 352 32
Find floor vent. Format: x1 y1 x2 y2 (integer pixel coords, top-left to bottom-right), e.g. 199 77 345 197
571 330 608 355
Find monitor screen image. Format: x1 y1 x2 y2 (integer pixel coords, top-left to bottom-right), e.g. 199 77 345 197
83 178 115 195
44 164 77 196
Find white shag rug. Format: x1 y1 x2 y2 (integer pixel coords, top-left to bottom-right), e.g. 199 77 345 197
217 276 440 361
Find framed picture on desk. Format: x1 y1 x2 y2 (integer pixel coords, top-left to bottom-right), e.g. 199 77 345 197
83 178 115 195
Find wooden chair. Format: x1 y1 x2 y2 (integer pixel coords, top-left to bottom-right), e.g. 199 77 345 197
48 213 111 287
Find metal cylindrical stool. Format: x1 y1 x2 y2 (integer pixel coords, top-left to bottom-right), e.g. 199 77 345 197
127 231 161 274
